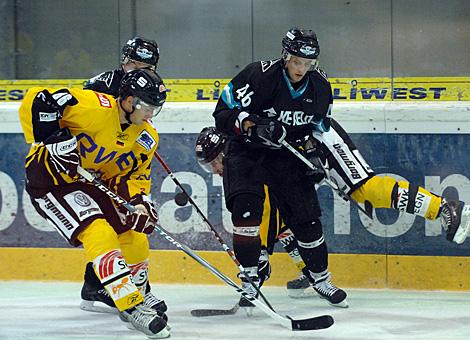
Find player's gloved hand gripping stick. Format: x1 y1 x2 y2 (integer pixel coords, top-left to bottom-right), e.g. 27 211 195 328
76 165 334 331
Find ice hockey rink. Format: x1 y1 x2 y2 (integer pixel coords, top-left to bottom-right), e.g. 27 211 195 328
0 281 469 340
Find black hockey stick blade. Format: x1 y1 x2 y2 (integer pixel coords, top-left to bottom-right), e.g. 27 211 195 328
190 304 239 317
288 314 334 330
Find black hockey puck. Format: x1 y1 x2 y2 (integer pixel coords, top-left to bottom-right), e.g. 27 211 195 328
174 192 189 206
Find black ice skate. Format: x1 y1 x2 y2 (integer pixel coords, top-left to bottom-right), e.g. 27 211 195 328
440 199 470 244
80 279 117 313
120 304 170 339
287 268 316 298
80 263 168 315
310 270 348 308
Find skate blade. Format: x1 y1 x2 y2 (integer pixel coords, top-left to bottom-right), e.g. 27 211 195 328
147 325 171 339
287 288 316 299
242 306 255 317
453 206 470 244
80 300 118 314
328 300 349 308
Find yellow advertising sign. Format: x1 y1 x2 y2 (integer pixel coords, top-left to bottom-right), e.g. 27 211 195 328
0 77 468 102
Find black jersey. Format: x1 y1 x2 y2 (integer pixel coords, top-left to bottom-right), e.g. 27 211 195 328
83 68 125 98
213 59 332 144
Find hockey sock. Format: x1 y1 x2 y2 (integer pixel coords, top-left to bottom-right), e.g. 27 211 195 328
290 220 328 273
128 260 149 295
233 234 261 267
351 175 442 220
231 193 263 268
277 227 306 271
92 249 144 311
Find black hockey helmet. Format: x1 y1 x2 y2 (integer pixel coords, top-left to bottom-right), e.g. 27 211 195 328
195 127 227 164
121 37 160 69
119 69 167 119
281 27 320 62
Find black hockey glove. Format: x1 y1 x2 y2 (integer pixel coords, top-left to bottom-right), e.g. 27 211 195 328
126 194 159 234
257 248 271 284
245 115 287 149
304 137 327 182
32 89 78 142
44 128 80 178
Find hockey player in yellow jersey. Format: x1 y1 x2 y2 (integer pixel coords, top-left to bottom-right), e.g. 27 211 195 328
80 37 166 316
195 126 470 305
19 68 170 338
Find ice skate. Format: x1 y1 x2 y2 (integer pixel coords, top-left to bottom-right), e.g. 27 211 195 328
120 304 170 339
80 280 117 314
440 199 470 244
310 270 348 308
238 268 260 316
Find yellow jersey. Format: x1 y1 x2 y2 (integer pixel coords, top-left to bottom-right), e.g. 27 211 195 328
19 87 159 199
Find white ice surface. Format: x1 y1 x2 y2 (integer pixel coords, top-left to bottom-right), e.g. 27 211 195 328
0 281 469 340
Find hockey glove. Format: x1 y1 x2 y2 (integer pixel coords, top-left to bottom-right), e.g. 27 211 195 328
245 116 287 149
126 194 158 234
304 137 327 182
32 89 78 142
44 128 80 178
257 248 271 284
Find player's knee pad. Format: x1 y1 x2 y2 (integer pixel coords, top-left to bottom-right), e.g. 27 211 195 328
231 194 264 236
77 219 120 262
92 249 144 311
119 229 150 264
290 219 325 249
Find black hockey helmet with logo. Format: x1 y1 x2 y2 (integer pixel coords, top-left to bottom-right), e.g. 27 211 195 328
120 69 166 106
195 127 227 164
121 37 160 69
119 69 167 120
281 27 320 61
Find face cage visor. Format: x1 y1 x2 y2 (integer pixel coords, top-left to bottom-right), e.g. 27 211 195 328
283 52 319 71
122 57 156 71
197 152 224 174
133 97 163 118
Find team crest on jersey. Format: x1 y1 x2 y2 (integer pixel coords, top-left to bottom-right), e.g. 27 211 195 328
136 130 156 151
261 59 279 72
95 92 112 108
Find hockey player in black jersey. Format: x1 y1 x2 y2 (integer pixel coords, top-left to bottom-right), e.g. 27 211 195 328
199 120 470 304
213 27 348 307
212 27 470 308
80 37 167 316
84 36 159 97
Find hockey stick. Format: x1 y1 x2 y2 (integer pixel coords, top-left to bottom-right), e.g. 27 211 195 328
281 140 373 219
76 166 334 331
153 151 274 313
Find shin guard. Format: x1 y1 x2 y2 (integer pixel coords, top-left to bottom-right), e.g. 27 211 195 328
93 250 143 311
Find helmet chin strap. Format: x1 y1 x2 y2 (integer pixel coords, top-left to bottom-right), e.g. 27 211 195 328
119 98 135 124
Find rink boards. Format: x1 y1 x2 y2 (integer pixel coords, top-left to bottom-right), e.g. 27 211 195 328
0 99 469 290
